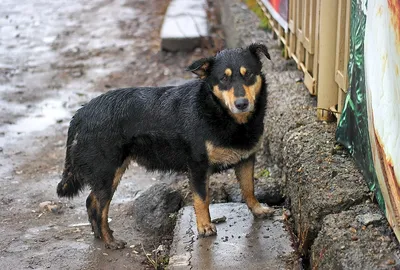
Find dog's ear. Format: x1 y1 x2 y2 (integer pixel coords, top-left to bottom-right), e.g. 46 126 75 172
248 43 271 60
187 57 214 78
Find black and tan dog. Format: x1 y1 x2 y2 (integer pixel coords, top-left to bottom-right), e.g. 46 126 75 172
57 43 273 249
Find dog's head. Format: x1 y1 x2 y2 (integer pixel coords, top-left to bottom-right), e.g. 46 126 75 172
188 43 270 123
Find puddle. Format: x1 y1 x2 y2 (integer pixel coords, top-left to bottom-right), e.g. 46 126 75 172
7 98 69 133
0 91 98 148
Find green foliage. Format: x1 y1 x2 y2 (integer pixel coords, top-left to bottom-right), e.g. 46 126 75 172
257 168 270 178
243 0 271 31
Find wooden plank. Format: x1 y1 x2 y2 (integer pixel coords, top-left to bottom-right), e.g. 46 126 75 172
305 51 314 72
335 70 346 90
304 70 316 95
316 0 339 121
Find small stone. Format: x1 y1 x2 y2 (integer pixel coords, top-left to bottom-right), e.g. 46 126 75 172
211 216 226 224
356 213 383 226
340 245 345 250
103 253 108 256
47 204 60 213
39 201 52 210
385 259 395 265
351 235 358 241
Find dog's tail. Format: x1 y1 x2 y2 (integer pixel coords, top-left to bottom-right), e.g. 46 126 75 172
57 167 84 198
57 126 85 198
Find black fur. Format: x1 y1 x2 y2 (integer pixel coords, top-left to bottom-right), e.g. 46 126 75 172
57 43 270 247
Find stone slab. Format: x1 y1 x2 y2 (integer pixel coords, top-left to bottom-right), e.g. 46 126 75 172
168 203 296 270
160 0 208 51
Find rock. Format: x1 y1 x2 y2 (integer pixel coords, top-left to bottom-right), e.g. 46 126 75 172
130 183 183 236
39 201 63 214
224 182 242 202
356 213 383 226
311 204 399 269
254 177 284 205
39 201 52 210
224 177 284 205
283 122 370 248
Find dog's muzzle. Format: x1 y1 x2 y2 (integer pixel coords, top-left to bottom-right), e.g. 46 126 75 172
232 98 252 113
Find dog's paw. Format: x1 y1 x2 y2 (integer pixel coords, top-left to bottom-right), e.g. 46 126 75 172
105 239 127 250
197 223 217 237
251 205 275 219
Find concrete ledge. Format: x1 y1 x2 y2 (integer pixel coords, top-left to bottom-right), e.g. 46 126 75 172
160 0 209 51
168 203 296 270
311 203 399 269
283 121 371 245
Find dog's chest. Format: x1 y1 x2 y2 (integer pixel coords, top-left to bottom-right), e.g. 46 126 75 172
205 139 262 166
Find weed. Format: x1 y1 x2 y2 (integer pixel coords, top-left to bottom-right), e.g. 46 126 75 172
242 0 271 31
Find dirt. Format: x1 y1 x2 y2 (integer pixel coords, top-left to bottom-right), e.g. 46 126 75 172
0 0 222 269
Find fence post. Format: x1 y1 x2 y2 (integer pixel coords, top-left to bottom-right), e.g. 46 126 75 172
316 0 339 121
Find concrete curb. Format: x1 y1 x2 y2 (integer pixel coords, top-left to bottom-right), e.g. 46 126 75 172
160 0 209 51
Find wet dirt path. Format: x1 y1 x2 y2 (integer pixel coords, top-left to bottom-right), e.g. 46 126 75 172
0 0 208 269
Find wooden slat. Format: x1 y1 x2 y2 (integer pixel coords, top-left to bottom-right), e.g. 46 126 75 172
256 0 350 120
316 0 339 121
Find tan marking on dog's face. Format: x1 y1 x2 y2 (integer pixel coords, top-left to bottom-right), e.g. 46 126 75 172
243 75 262 103
232 112 252 124
112 158 131 192
240 66 247 76
212 75 262 124
213 85 252 124
224 68 232 77
206 140 262 166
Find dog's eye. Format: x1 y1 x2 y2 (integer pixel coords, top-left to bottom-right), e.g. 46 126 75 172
244 72 253 80
221 75 229 83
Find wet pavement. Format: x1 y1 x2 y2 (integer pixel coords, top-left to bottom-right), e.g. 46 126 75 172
0 0 201 269
168 203 296 270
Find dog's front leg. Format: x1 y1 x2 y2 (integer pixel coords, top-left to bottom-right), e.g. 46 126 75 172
235 155 274 218
189 165 217 237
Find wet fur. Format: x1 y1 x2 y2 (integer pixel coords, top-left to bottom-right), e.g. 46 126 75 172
57 43 271 248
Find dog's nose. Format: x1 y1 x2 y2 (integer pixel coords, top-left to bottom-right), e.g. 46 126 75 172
234 98 249 111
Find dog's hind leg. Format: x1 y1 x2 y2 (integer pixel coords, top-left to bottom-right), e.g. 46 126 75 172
189 165 217 237
235 155 274 218
86 158 130 249
86 192 101 238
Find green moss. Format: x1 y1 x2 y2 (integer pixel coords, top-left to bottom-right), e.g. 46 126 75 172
257 168 270 178
243 0 271 31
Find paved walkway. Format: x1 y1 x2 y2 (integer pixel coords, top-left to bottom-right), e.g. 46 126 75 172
169 203 296 270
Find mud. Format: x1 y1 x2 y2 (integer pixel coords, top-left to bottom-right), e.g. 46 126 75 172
0 0 218 269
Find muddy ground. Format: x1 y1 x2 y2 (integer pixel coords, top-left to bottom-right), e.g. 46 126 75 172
0 0 223 269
